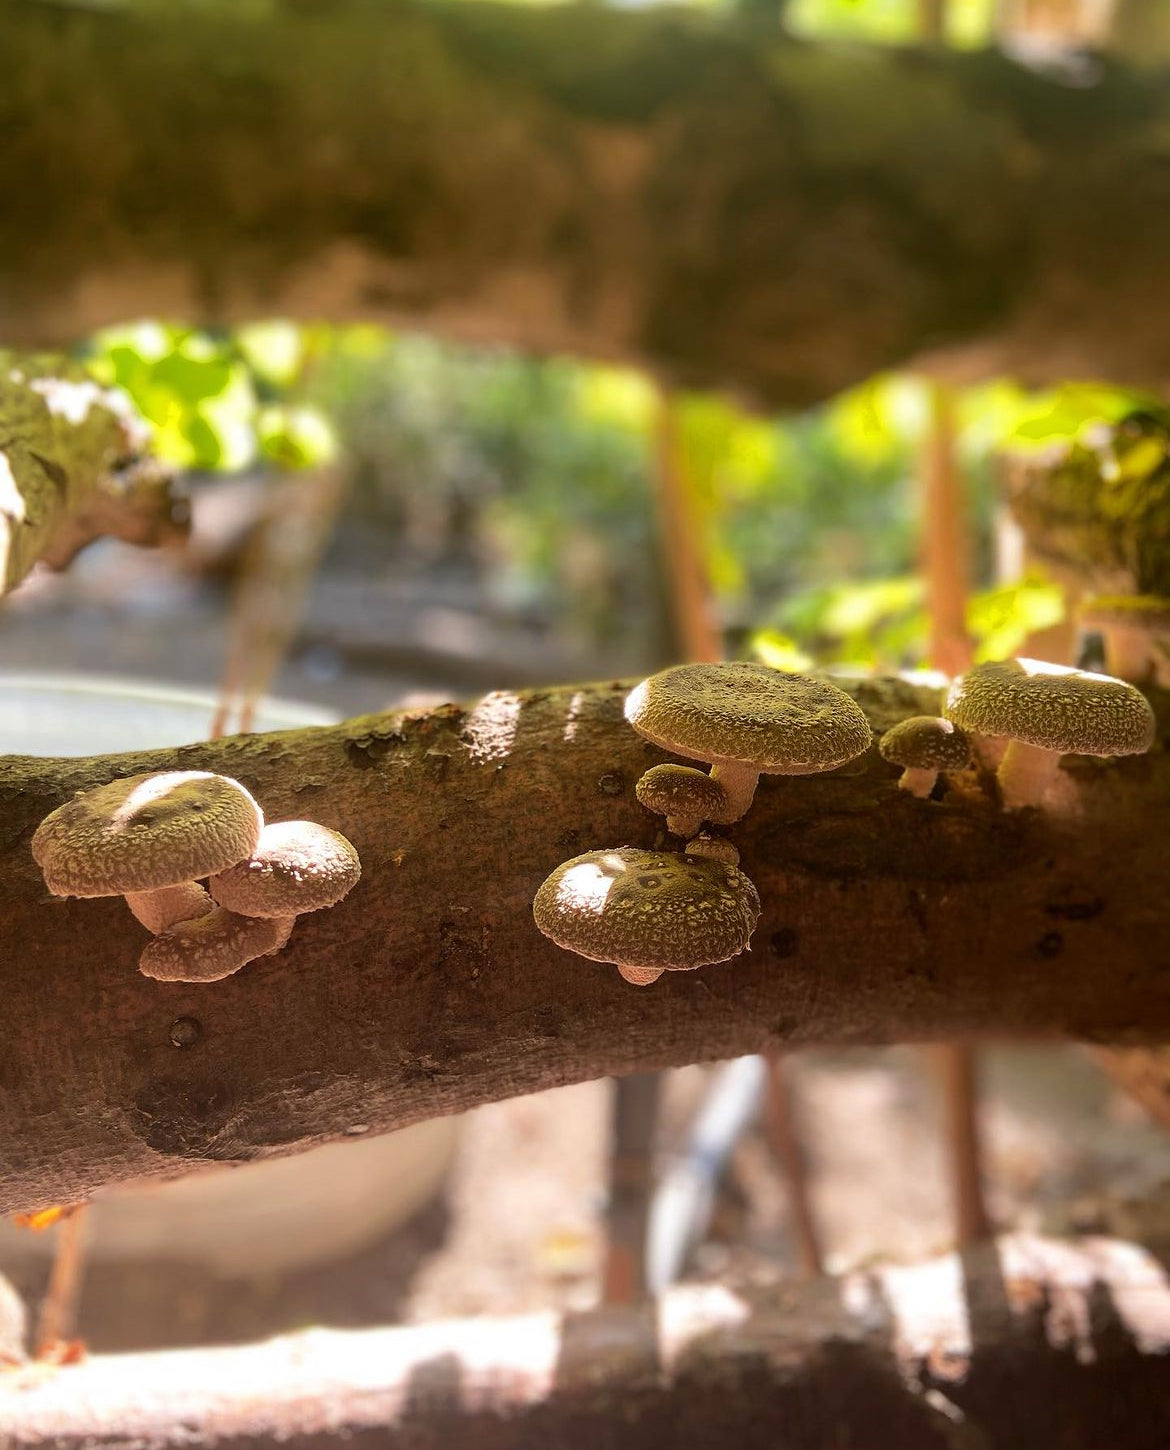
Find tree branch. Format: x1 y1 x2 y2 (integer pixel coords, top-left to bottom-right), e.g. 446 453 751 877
2 676 1169 1212
0 353 184 596
5 4 1170 404
3 1234 1169 1447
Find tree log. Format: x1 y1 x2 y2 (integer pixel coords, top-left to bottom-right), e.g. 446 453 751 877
2 675 1170 1213
2 1234 1169 1447
6 4 1170 404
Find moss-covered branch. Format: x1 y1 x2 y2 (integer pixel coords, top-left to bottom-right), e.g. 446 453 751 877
1 676 1168 1212
5 3 1170 403
0 354 184 594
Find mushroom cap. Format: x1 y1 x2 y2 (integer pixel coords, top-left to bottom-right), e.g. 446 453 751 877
635 764 727 818
209 820 361 918
684 834 741 866
139 907 292 983
1081 594 1170 631
944 658 1155 757
533 846 761 972
879 716 971 771
33 771 264 897
625 662 872 776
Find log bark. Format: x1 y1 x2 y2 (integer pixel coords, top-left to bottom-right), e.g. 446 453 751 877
2 1233 1169 1447
7 3 1170 404
2 675 1170 1213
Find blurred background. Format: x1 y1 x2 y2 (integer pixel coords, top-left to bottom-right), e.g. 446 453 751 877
3 0 1170 1362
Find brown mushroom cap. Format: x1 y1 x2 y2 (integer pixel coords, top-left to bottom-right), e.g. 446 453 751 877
684 834 741 866
944 658 1155 757
624 662 872 775
139 907 292 983
208 820 361 918
33 771 263 897
533 846 761 972
635 764 727 822
879 716 972 771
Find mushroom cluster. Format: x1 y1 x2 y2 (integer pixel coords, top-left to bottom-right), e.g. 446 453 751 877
535 661 874 986
32 771 360 983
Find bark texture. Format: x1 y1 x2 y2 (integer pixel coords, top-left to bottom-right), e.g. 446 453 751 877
2 675 1170 1213
2 1234 1169 1448
6 3 1170 404
0 354 185 595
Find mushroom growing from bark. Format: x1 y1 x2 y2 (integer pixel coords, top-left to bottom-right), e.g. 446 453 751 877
879 716 972 799
32 771 264 928
139 908 294 984
944 657 1155 810
209 820 361 919
635 763 729 838
533 846 761 987
1080 595 1170 686
625 662 872 823
684 834 740 866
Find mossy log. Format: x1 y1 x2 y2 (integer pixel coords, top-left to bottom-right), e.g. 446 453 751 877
2 675 1169 1213
2 1234 1169 1448
6 3 1170 404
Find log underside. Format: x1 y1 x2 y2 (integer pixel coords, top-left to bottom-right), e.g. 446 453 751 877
5 4 1170 404
2 1234 1168 1448
1 675 1169 1213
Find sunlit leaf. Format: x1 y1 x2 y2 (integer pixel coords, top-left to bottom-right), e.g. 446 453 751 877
258 405 338 470
750 629 814 672
968 579 1065 662
237 321 304 388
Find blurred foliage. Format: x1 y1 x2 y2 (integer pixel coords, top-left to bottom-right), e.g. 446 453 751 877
74 315 1152 672
82 321 336 474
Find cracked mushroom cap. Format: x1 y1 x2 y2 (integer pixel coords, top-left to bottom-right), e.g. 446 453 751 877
139 908 293 983
32 771 264 897
944 658 1155 757
879 716 972 771
635 764 727 821
533 846 761 972
625 662 872 775
209 820 361 918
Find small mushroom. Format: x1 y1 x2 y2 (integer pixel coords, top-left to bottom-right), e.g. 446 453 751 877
532 846 761 987
32 771 264 928
684 834 741 866
209 820 361 918
879 716 972 799
944 657 1155 810
635 763 729 838
625 662 872 823
139 907 294 984
1080 595 1170 686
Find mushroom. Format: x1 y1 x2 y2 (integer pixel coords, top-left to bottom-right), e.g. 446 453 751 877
684 834 741 866
635 763 729 838
139 907 294 984
32 771 264 929
125 882 214 934
1079 595 1170 686
625 662 872 823
208 820 361 919
532 846 761 987
878 716 972 799
944 657 1155 810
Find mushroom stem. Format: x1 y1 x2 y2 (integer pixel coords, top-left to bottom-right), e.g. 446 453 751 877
125 882 214 934
707 762 761 822
617 965 665 987
897 766 939 799
996 740 1063 811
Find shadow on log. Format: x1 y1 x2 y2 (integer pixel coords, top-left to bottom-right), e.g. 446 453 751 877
1 1234 1168 1447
